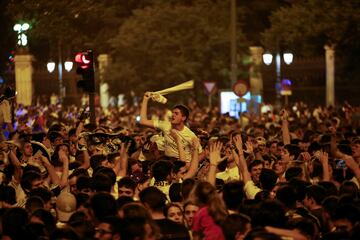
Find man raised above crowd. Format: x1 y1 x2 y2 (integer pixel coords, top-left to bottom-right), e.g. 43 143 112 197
140 92 202 163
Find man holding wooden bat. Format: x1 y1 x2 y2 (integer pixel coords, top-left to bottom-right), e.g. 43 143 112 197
140 92 202 163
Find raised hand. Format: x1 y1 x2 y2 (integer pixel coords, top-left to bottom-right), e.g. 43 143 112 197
244 141 254 154
280 109 289 121
144 92 151 100
209 141 223 166
58 148 68 163
232 135 243 151
300 152 311 162
319 151 329 165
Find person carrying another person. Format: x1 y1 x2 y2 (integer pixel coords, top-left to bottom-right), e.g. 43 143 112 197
140 92 202 164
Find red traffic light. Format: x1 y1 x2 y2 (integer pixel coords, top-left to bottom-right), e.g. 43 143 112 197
75 52 92 68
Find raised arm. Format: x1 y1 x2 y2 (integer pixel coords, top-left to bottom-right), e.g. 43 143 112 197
40 155 61 186
233 135 251 183
343 154 360 183
140 92 155 128
207 141 223 186
78 149 90 170
58 149 69 188
8 147 22 183
281 109 291 145
183 137 200 180
114 142 129 177
319 151 330 181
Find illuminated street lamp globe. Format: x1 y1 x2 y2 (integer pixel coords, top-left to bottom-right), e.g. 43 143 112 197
262 52 273 66
283 52 294 65
13 22 30 46
64 61 73 72
47 62 56 73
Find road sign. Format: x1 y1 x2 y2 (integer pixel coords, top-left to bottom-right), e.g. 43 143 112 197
232 80 249 97
203 81 217 95
281 79 292 96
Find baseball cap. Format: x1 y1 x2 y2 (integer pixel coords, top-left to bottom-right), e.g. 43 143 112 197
56 191 77 222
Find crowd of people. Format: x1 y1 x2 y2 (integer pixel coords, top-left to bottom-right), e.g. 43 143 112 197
0 88 359 240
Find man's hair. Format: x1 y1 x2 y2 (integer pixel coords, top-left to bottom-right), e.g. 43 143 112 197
90 192 118 222
173 104 190 121
284 144 302 160
92 173 113 192
151 160 173 182
259 168 278 191
222 181 245 211
118 177 137 191
181 178 195 200
305 185 327 205
90 154 107 170
139 186 167 212
222 213 251 240
248 160 264 171
25 196 44 213
94 167 117 186
276 185 297 209
76 176 93 192
29 187 53 204
20 170 42 193
169 182 183 202
172 160 186 174
285 166 303 182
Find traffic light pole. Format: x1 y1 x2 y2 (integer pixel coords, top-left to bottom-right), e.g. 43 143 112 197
87 50 96 126
75 50 96 126
89 91 96 125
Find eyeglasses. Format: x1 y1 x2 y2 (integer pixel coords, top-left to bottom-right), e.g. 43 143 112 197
95 228 112 235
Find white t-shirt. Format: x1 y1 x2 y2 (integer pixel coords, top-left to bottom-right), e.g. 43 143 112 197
153 120 202 162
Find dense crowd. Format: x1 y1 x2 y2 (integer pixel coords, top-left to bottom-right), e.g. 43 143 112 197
0 90 359 240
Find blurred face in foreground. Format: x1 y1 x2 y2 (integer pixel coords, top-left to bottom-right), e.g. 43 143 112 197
167 205 184 224
184 204 199 228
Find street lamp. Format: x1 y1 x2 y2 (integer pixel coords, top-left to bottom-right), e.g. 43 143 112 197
47 59 73 103
64 61 73 72
13 23 30 47
262 51 293 108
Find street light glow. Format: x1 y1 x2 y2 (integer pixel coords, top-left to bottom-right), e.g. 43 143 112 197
20 34 28 46
13 22 30 46
47 62 56 73
13 24 21 31
64 61 73 72
21 23 30 31
283 52 294 65
262 52 273 65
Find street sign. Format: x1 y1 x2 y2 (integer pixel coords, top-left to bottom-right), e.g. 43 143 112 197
203 81 217 95
232 80 249 97
281 79 292 96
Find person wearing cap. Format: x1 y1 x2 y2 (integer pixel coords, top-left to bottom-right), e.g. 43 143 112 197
55 191 77 228
140 92 202 163
0 87 16 141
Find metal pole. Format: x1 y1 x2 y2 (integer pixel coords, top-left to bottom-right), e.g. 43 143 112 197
275 53 281 109
88 50 96 125
208 94 212 109
58 40 63 104
230 0 237 87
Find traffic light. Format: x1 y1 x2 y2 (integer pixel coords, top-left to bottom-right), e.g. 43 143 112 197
75 50 95 92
